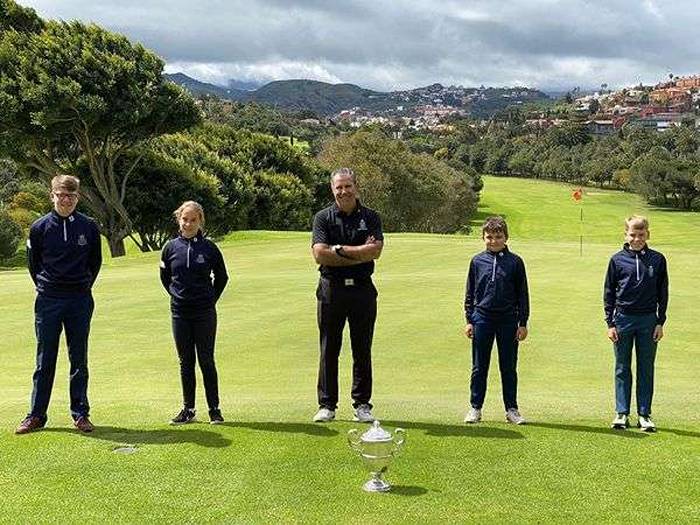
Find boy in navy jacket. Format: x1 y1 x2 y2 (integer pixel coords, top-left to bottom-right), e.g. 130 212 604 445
464 216 529 425
16 175 102 434
604 216 668 432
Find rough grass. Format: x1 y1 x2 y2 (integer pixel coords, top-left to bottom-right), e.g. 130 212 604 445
0 176 698 524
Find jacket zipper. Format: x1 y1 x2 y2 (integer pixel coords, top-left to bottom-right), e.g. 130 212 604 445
635 253 640 281
491 253 497 282
187 241 191 268
63 220 67 242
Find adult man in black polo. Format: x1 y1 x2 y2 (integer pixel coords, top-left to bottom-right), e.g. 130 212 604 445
311 167 383 423
16 175 102 434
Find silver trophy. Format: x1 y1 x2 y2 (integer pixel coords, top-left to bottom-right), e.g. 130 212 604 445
347 420 405 492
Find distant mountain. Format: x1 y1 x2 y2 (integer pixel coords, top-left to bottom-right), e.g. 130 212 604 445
164 73 246 100
249 79 391 114
166 73 550 117
227 79 264 91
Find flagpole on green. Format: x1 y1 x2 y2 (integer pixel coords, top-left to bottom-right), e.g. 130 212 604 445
572 188 583 256
580 203 583 257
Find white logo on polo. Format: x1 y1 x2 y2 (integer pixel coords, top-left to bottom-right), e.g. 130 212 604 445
359 219 367 231
77 234 87 246
196 254 205 264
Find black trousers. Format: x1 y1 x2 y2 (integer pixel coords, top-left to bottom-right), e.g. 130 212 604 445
470 312 519 410
316 278 377 410
172 308 219 411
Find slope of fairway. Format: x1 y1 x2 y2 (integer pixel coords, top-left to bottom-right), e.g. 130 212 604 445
0 177 698 524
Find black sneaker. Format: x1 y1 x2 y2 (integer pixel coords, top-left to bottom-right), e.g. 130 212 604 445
169 408 196 425
209 408 224 425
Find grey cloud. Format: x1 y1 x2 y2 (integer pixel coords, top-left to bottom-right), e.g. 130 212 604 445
18 0 700 90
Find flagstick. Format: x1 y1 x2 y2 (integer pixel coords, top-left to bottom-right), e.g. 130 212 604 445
579 203 583 256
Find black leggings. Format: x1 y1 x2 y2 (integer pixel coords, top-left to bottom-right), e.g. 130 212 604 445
172 309 219 411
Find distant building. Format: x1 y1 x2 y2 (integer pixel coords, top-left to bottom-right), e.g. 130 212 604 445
674 75 700 89
628 112 698 132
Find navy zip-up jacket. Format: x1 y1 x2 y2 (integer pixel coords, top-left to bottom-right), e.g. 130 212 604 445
27 210 102 297
160 232 229 316
603 243 668 327
464 247 529 327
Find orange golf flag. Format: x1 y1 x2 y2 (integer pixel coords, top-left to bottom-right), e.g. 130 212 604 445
572 188 583 202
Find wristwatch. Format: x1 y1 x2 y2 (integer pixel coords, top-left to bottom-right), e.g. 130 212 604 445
333 244 343 256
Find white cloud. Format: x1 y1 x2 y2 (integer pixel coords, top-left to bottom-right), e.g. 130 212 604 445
17 0 700 91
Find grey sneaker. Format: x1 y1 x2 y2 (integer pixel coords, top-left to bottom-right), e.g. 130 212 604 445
312 407 336 423
611 413 629 429
637 415 656 432
505 408 526 425
353 404 375 423
464 407 482 423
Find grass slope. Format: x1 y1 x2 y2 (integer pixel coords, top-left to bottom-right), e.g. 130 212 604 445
0 177 698 524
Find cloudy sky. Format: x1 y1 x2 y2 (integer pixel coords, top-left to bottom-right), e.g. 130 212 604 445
17 0 700 92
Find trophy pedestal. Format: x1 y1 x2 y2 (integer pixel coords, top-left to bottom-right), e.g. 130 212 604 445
363 475 391 493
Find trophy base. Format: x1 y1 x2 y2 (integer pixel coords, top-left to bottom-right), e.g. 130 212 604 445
363 478 391 493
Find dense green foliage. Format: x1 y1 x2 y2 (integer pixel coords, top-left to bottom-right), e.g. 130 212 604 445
0 206 22 261
0 2 201 256
455 121 700 210
320 131 481 233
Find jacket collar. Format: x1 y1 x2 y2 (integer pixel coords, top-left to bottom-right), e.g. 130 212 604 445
51 209 76 221
485 245 510 257
179 230 204 243
623 243 647 256
333 199 363 217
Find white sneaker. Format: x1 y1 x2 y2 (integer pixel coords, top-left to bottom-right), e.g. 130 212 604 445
312 408 335 423
464 407 482 423
611 413 629 429
353 404 375 423
637 415 656 432
505 408 526 425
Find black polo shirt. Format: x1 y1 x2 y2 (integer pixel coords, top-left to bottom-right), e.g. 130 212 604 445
311 201 383 280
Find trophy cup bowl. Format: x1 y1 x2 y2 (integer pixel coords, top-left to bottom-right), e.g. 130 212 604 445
348 420 405 492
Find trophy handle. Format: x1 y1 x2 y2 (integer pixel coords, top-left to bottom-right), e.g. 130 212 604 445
347 429 362 453
392 428 405 455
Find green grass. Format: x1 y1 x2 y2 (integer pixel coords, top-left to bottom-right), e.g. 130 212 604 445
0 176 698 523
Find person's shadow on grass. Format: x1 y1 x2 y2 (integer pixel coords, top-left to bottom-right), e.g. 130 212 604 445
44 425 231 448
220 421 339 437
526 422 649 439
378 420 524 439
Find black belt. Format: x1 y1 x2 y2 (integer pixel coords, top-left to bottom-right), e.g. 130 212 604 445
320 276 372 287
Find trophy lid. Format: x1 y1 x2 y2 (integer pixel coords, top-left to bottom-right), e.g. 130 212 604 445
360 420 393 442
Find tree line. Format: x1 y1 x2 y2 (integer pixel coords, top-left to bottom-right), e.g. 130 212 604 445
0 0 480 262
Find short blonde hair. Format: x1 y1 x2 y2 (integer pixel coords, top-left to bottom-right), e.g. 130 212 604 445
174 200 205 226
51 175 80 193
625 215 649 231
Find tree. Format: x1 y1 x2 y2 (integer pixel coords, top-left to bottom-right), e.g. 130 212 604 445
319 131 479 233
0 4 201 256
0 207 23 262
121 149 224 251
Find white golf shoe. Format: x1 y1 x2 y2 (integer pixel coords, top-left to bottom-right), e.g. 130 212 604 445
505 408 526 425
353 404 375 423
312 408 335 423
611 413 629 429
637 415 657 432
464 407 482 423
